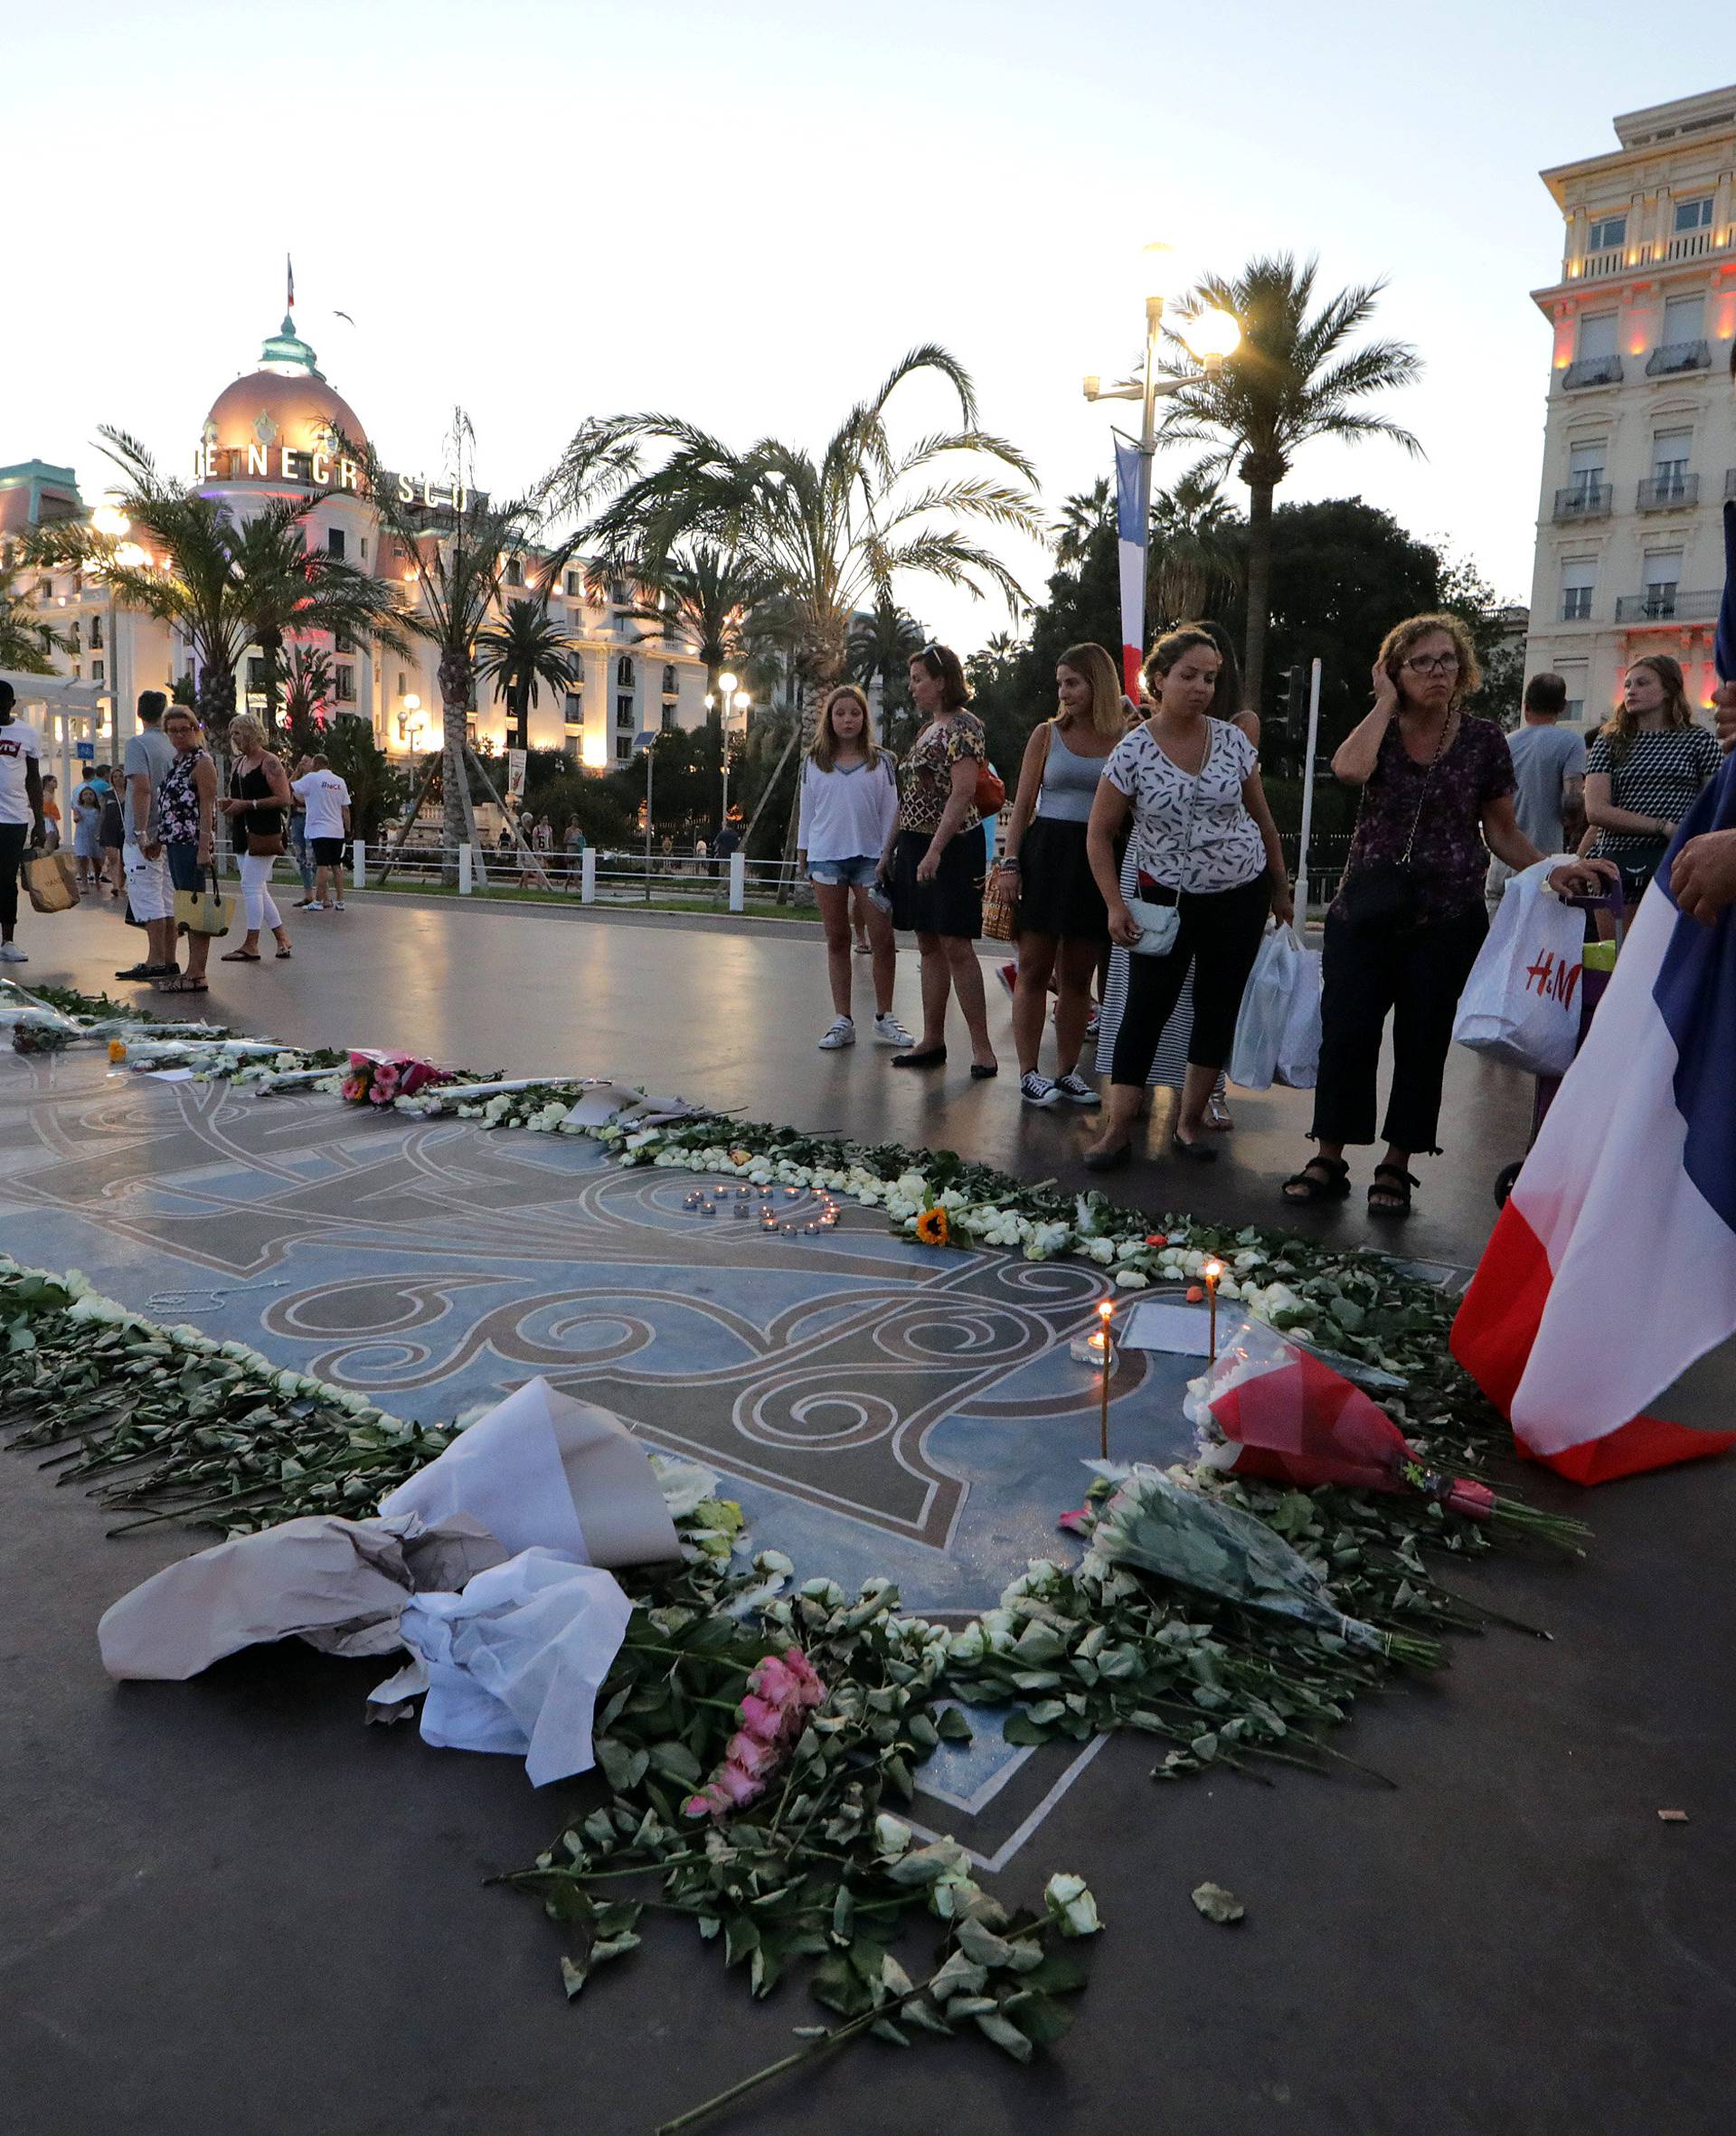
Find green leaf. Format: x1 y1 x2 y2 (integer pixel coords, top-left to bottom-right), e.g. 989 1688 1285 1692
973 2009 1034 2063
1001 1989 1074 2049
869 2018 911 2046
594 1738 648 1795
647 1740 702 1785
560 1955 589 1999
934 1706 973 1743
1000 1710 1053 1748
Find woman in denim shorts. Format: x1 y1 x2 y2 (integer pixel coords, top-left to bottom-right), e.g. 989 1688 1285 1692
797 685 911 1052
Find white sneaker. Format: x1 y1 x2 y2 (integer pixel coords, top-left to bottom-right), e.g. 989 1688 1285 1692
1019 1070 1061 1107
1053 1071 1101 1107
817 1016 856 1050
995 961 1017 998
0 941 26 963
331 900 345 911
873 1011 913 1047
304 901 326 912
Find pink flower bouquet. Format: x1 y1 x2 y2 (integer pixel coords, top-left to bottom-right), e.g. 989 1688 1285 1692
682 1647 826 1821
342 1049 451 1109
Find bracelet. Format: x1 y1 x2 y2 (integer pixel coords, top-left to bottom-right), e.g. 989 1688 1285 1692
999 855 1020 868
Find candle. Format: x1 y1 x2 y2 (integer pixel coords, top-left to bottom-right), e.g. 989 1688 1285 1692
1203 1258 1223 1360
1095 1300 1114 1457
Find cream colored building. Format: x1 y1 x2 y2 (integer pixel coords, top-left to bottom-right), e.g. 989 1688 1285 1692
1525 83 1736 727
2 299 709 775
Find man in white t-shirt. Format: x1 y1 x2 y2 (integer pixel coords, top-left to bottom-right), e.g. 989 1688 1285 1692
290 754 353 910
0 681 47 963
116 689 180 981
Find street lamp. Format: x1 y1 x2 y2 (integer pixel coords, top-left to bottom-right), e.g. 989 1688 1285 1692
1082 243 1241 693
709 669 749 833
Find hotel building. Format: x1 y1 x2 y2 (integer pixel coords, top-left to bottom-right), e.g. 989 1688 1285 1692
1524 82 1736 727
0 298 711 773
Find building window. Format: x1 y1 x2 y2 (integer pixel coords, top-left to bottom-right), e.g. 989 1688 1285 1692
91 659 103 682
327 527 346 560
1652 427 1693 491
564 692 584 726
1642 550 1684 618
661 704 677 732
616 734 633 763
1586 213 1627 252
565 570 583 597
397 670 407 696
662 663 677 697
90 615 102 648
1674 195 1714 233
71 621 81 651
1567 439 1606 490
617 695 635 730
1560 560 1595 623
617 656 635 686
335 664 356 703
1662 293 1704 344
1557 664 1588 727
247 656 270 691
1577 312 1618 361
504 555 524 586
335 629 357 654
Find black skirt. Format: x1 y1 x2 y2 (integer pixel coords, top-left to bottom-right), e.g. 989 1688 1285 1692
1015 815 1108 941
891 824 986 939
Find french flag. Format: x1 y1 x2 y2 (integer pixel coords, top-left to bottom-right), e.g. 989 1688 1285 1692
1451 503 1736 1483
1114 437 1150 701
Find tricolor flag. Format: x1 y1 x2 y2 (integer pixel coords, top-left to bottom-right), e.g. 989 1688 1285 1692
1451 501 1736 1483
1114 437 1151 702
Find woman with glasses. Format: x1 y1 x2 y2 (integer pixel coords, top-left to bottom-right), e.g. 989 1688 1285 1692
1286 613 1603 1219
881 643 998 1076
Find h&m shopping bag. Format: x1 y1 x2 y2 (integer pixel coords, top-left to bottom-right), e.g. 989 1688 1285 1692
1452 860 1584 1078
1229 925 1316 1090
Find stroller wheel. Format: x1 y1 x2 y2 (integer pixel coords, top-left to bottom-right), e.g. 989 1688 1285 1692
1494 1160 1524 1209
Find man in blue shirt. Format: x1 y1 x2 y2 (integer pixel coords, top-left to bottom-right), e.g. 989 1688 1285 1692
1486 673 1587 910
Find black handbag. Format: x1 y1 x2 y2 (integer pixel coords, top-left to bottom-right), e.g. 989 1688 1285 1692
1340 712 1453 929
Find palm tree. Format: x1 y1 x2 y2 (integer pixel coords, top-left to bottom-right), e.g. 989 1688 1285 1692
1051 477 1112 569
1156 255 1421 714
1147 472 1241 629
576 345 1041 861
476 596 580 750
0 561 73 672
281 643 335 755
612 541 768 703
845 594 925 750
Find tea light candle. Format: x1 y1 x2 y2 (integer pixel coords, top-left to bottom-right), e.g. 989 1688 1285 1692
1202 1258 1223 1359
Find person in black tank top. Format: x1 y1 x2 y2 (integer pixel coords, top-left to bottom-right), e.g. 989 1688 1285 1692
218 715 294 960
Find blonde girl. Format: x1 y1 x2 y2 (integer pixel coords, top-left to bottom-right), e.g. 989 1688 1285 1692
797 684 910 1051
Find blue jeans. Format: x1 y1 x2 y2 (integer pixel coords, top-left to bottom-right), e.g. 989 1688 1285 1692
808 854 882 889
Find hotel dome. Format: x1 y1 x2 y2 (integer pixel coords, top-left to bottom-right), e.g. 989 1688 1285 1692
200 313 367 471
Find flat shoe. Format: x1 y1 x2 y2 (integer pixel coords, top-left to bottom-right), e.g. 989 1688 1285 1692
1081 1141 1132 1172
892 1046 947 1069
1171 1133 1218 1164
275 946 293 959
969 1062 998 1081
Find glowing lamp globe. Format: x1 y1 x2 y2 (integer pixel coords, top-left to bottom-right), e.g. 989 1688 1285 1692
1179 308 1241 364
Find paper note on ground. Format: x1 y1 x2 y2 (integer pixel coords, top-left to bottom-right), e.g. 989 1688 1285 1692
1119 1300 1214 1356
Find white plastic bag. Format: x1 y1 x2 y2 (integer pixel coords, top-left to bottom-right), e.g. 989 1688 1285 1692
1274 932 1322 1089
1452 859 1584 1077
1229 926 1317 1090
1228 927 1296 1090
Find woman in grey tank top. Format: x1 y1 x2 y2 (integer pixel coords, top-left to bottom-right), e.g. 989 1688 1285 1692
995 642 1122 1108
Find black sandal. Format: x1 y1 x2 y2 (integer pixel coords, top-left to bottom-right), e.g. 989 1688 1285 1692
1281 1155 1351 1204
1367 1164 1419 1218
892 1045 947 1070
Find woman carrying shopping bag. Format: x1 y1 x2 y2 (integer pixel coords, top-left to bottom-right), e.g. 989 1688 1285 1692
156 705 221 994
1286 614 1613 1219
1080 628 1291 1171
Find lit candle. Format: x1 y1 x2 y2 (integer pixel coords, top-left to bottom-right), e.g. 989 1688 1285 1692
1203 1258 1223 1360
1095 1300 1114 1458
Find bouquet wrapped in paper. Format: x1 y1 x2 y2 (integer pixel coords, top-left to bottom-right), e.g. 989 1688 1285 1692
1085 1461 1439 1667
341 1048 451 1109
1185 1319 1586 1549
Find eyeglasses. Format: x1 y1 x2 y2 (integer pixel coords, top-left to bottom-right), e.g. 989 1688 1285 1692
1402 653 1460 676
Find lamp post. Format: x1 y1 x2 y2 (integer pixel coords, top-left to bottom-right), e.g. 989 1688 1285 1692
706 669 750 836
1082 248 1241 692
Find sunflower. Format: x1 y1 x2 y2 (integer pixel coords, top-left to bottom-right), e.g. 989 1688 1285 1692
108 1038 127 1063
914 1206 950 1248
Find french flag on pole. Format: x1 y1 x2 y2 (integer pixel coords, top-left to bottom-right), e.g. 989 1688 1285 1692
1452 501 1736 1483
1114 437 1151 702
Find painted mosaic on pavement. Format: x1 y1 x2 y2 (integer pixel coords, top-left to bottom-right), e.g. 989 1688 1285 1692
1 1050 1207 1854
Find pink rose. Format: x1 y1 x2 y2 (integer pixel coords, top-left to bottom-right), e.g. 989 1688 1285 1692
735 1694 787 1745
722 1732 780 1782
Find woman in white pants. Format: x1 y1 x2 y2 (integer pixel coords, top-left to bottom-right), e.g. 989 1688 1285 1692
218 716 293 961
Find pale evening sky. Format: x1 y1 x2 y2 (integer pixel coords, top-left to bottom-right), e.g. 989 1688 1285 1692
4 1 1729 650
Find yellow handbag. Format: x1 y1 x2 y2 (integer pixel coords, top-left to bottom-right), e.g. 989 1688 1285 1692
175 866 230 938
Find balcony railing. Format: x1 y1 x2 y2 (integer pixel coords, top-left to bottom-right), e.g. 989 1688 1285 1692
1553 483 1612 522
1561 354 1623 390
1614 589 1721 624
1667 229 1712 260
1637 472 1700 511
1645 339 1711 377
1577 247 1627 280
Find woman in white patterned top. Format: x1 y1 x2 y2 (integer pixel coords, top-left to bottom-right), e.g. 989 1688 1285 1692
1080 628 1289 1171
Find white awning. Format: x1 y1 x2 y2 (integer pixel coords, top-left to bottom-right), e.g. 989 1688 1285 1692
0 668 108 710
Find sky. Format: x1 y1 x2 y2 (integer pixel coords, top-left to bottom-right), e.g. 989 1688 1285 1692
5 1 1731 651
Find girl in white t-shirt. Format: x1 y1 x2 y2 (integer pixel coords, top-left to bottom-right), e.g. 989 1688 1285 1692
797 685 911 1051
